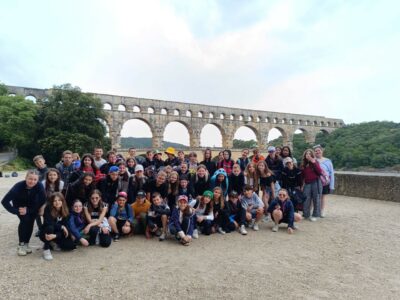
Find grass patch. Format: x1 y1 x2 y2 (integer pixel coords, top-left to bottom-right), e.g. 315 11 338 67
1 157 33 171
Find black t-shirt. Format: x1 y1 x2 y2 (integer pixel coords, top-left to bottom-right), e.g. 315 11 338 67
145 179 168 199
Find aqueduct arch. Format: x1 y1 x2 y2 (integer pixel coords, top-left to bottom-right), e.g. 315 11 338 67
5 85 344 150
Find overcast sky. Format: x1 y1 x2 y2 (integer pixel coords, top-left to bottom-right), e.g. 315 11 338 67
1 0 399 147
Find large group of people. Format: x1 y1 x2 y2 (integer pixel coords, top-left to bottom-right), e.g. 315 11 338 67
2 145 334 260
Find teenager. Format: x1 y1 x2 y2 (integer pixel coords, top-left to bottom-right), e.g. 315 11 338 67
166 171 180 209
190 164 210 199
69 153 103 184
212 187 230 234
226 191 247 235
126 157 137 175
281 157 304 211
131 190 151 234
199 148 216 177
97 166 128 206
267 189 302 233
55 150 75 191
108 192 133 241
236 149 250 172
142 150 156 169
256 160 275 206
2 170 46 256
164 147 179 167
33 155 48 181
301 149 323 221
144 171 168 202
187 152 198 175
153 149 164 170
93 147 107 169
265 146 283 187
66 173 96 208
314 145 335 217
68 199 90 247
99 150 118 175
251 148 265 164
42 168 64 199
83 190 112 247
168 195 195 246
216 150 235 176
127 164 148 204
146 192 170 241
244 162 259 192
280 146 297 166
228 163 245 195
210 168 229 198
193 190 214 236
40 192 75 260
241 185 264 231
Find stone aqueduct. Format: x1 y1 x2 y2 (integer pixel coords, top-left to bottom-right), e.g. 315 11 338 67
6 85 344 150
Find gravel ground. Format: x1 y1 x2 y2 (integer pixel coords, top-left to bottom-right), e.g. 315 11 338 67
1 174 400 300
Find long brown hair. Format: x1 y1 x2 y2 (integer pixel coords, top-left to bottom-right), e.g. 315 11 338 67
244 162 259 190
86 189 106 215
49 192 69 219
301 149 315 168
212 186 225 209
45 168 61 193
168 171 180 196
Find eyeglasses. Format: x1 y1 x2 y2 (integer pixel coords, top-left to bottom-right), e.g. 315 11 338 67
278 193 286 196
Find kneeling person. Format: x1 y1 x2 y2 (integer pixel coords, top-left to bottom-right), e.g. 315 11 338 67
169 195 195 246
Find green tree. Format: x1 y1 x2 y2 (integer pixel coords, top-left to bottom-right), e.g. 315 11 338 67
0 85 38 155
233 139 258 149
36 84 110 165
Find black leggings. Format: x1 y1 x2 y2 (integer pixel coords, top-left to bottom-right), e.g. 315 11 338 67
88 226 111 248
39 228 76 251
197 218 213 235
169 216 191 236
18 214 36 244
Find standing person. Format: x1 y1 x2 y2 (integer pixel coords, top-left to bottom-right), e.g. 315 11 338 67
153 149 164 170
187 152 198 176
144 171 168 202
2 170 46 256
281 157 303 211
217 150 235 176
200 148 216 177
126 147 137 161
142 150 156 169
267 189 302 233
100 150 118 175
126 157 137 175
251 148 265 164
97 166 128 206
228 164 245 195
190 164 210 199
241 185 264 231
127 165 147 203
314 145 335 217
210 169 229 198
164 147 180 167
244 162 259 192
236 149 250 172
168 195 195 246
93 147 107 169
83 190 112 247
280 146 297 166
66 173 96 208
257 160 275 208
40 192 75 261
266 146 283 188
42 168 64 199
166 171 180 209
69 153 103 184
301 149 323 221
72 153 81 170
55 150 75 192
33 155 48 181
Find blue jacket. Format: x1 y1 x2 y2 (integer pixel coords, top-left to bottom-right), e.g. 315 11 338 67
109 203 134 223
169 207 194 236
267 199 295 229
1 181 46 217
210 169 229 196
68 211 86 240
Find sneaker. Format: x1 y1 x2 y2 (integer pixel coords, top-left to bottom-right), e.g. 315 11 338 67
272 224 279 232
309 217 317 222
17 244 27 256
217 227 226 235
320 211 326 218
262 215 269 223
239 225 247 235
155 228 162 237
192 229 199 239
113 234 120 242
293 223 299 230
50 241 61 251
249 219 255 228
43 249 53 261
25 244 33 254
253 223 259 231
159 232 166 241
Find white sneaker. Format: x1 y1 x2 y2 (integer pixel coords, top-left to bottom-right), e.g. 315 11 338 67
262 215 269 223
272 224 279 232
192 229 199 239
239 225 247 235
25 244 33 254
253 223 259 231
293 223 299 230
320 211 326 218
217 227 226 235
159 232 166 241
17 244 27 256
249 219 255 228
50 241 61 251
43 249 53 261
309 217 317 222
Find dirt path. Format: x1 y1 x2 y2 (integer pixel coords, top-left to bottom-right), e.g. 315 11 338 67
1 175 399 299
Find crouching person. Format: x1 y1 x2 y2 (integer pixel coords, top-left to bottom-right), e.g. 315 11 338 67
168 195 194 246
146 192 170 241
241 185 264 231
226 191 247 235
40 192 75 261
193 190 214 236
69 199 89 247
108 192 133 241
83 190 112 247
267 189 302 234
131 190 151 235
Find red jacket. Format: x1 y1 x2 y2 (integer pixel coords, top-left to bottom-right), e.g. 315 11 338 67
301 161 322 184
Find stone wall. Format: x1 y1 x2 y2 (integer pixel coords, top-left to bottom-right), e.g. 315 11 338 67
334 171 400 202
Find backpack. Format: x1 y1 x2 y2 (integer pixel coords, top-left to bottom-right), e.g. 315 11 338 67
319 168 330 186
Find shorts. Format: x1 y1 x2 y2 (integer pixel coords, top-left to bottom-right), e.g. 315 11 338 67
250 209 258 219
322 185 330 195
